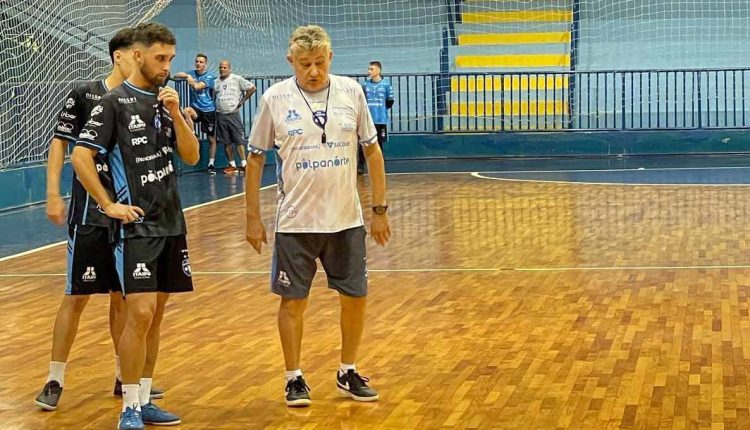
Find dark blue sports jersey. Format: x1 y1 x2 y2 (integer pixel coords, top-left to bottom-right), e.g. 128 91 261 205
76 80 185 239
53 80 115 228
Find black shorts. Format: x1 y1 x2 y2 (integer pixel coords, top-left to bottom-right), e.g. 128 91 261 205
216 112 245 146
194 109 216 137
375 124 388 145
271 226 367 299
66 225 120 295
114 235 194 295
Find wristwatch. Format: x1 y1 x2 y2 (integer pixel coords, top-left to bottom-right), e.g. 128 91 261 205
372 205 388 215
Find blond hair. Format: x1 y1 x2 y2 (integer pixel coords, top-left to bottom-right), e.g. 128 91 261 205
288 25 331 56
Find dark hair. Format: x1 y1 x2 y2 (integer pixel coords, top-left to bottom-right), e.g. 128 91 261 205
196 53 208 61
108 27 135 64
132 22 176 47
369 61 382 69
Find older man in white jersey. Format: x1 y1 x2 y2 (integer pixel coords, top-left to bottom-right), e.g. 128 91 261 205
214 60 256 173
244 24 390 407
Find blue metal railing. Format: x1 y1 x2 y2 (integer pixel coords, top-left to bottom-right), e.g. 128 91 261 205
174 68 750 138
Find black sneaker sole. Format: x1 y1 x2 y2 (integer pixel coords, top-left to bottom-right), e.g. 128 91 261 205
35 400 58 411
337 387 379 402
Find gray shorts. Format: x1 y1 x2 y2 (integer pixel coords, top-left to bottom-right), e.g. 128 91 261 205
271 226 367 298
216 112 245 147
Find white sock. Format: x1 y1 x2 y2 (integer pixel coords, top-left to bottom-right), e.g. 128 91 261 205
241 159 247 167
115 356 121 381
339 363 356 376
229 160 237 167
122 384 140 412
285 369 303 382
47 361 66 387
209 158 215 166
139 378 152 406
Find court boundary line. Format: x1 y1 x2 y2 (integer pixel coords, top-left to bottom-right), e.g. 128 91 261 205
471 171 750 187
0 183 277 263
4 264 750 277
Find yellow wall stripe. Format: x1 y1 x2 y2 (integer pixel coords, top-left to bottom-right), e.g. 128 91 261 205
450 101 568 116
463 11 573 23
456 53 570 68
458 32 571 46
451 75 569 92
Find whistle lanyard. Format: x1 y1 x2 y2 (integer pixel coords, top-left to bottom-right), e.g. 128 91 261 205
295 80 331 144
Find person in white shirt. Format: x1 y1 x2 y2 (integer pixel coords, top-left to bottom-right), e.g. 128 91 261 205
244 24 391 407
214 60 256 173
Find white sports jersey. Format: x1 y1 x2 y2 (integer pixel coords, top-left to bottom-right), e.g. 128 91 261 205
247 74 378 233
214 73 256 114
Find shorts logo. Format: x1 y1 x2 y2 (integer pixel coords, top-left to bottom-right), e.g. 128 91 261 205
128 115 147 132
90 105 103 117
285 109 302 123
65 98 75 109
364 257 368 279
133 263 151 280
182 252 192 277
79 128 98 140
82 266 96 282
278 271 291 287
57 122 74 133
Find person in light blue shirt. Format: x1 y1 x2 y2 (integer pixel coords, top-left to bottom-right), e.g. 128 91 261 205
359 61 394 173
176 54 220 173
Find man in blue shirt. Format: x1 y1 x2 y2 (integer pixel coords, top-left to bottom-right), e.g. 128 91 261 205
176 54 219 173
359 61 394 174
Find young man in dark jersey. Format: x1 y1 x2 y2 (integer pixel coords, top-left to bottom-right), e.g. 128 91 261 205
72 22 199 430
36 27 163 411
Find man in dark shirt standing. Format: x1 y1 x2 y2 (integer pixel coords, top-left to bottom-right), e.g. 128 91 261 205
72 22 199 430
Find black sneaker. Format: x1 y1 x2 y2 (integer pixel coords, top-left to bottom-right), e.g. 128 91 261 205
285 376 311 407
207 164 216 174
35 380 63 411
113 379 165 399
336 369 379 402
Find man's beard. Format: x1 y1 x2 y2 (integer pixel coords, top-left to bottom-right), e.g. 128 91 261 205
141 65 167 89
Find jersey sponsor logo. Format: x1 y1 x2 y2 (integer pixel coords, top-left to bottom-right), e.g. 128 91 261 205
135 151 162 163
132 262 151 280
86 120 103 127
85 93 101 101
118 97 137 104
57 122 74 133
287 128 303 136
285 205 298 218
277 271 291 287
60 111 76 120
65 98 75 109
339 122 355 133
95 162 109 173
295 156 351 171
131 136 149 146
336 87 356 95
331 106 353 113
140 161 174 186
325 141 350 149
79 128 98 140
90 105 103 117
272 93 293 101
82 266 96 282
285 109 302 123
292 144 320 151
128 115 147 132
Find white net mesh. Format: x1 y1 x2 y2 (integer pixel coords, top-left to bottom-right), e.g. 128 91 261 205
0 0 171 167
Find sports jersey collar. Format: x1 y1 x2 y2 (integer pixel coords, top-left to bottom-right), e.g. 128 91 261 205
124 80 156 96
100 79 110 92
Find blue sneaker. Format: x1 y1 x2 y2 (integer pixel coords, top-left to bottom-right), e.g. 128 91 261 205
118 407 144 430
141 402 181 426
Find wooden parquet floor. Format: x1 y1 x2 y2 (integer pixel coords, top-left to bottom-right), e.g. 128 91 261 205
3 173 750 429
